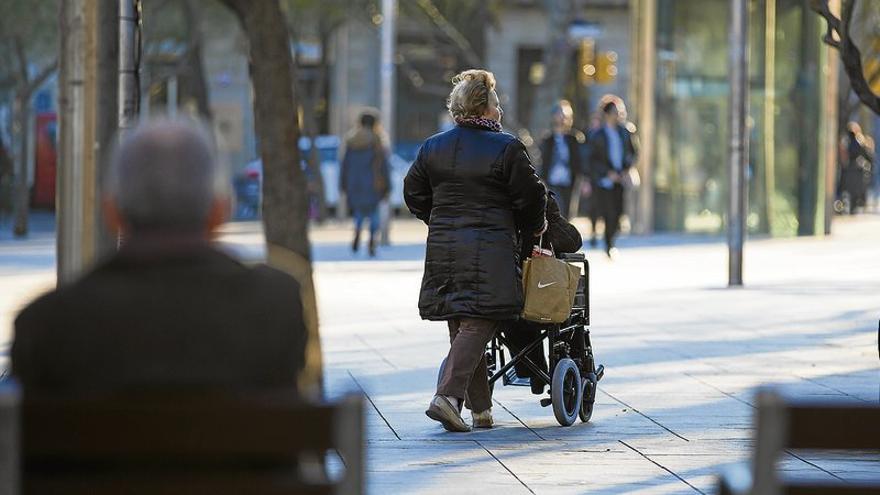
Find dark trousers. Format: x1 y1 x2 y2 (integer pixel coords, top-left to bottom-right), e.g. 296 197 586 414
504 320 548 385
598 184 625 249
549 185 573 219
436 318 499 413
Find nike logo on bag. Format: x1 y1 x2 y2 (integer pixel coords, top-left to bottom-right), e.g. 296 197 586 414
537 281 557 289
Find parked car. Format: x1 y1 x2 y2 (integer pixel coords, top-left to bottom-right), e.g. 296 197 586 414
233 135 341 219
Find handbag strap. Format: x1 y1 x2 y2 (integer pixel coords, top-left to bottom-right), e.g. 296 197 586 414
535 233 555 256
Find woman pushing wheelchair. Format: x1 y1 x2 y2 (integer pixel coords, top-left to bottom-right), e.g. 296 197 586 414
404 69 547 432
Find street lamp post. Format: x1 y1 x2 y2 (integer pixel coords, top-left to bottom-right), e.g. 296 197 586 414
728 0 749 287
118 0 139 134
380 0 396 147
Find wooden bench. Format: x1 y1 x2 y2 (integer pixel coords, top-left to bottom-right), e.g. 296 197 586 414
718 388 880 495
1 384 364 495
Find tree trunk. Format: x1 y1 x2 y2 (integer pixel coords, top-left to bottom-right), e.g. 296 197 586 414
12 92 29 237
218 0 322 394
181 0 213 121
301 91 327 222
0 137 12 215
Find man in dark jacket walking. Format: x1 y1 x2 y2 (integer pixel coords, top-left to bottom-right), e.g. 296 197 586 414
12 120 307 392
341 111 391 257
538 100 585 219
588 99 637 258
405 69 547 432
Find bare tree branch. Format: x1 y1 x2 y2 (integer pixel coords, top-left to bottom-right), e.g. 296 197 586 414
25 59 57 95
810 0 842 49
812 0 880 115
12 35 29 84
415 0 481 67
839 0 880 114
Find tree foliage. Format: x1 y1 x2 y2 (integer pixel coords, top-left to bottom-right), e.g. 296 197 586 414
0 0 59 83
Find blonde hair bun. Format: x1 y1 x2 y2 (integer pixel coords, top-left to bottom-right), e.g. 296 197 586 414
447 69 497 120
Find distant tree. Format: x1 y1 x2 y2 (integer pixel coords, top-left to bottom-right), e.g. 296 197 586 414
141 0 214 121
217 0 322 393
813 0 880 115
0 0 59 237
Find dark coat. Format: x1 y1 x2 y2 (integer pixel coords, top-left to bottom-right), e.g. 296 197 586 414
518 191 583 263
12 241 306 391
340 129 391 214
538 130 585 187
404 124 547 321
587 124 637 183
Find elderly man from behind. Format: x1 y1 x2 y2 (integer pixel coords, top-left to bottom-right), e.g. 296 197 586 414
12 120 306 391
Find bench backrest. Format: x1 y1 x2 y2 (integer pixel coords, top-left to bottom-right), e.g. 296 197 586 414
719 388 880 495
10 387 363 495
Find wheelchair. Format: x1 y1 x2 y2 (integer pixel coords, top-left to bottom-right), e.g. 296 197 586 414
488 252 604 426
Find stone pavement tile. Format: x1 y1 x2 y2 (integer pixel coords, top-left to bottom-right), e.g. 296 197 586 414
366 440 503 472
489 448 698 494
386 412 544 441
791 452 880 481
527 482 698 494
365 440 532 495
478 440 628 453
776 454 840 481
369 479 532 495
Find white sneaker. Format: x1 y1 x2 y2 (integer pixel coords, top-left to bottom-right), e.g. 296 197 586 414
472 408 494 429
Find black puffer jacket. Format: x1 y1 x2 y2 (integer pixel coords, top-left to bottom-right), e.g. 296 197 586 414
518 191 583 263
404 124 547 321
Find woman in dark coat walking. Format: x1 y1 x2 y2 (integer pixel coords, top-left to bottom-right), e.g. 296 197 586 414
404 69 547 432
340 112 391 257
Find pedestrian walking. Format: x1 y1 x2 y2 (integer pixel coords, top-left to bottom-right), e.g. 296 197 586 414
837 122 874 215
340 111 391 257
404 69 547 432
588 97 637 258
538 100 585 219
583 112 603 247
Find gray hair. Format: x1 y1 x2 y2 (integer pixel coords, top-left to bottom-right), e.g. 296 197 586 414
106 119 228 232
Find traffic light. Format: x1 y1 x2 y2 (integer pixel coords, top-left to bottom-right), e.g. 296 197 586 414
595 51 618 85
578 39 596 86
578 41 617 86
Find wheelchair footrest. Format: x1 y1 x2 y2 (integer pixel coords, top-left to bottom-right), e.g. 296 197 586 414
503 367 531 387
540 398 552 408
596 364 605 381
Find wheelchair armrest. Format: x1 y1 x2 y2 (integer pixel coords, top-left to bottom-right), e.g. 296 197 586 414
559 252 586 263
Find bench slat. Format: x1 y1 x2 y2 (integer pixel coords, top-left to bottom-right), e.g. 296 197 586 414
23 393 337 459
25 472 334 495
785 400 880 451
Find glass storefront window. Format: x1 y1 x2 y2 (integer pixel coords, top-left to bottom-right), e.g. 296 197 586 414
653 0 827 236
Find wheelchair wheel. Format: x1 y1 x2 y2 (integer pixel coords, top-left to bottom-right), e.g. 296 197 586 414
579 373 598 423
551 358 582 426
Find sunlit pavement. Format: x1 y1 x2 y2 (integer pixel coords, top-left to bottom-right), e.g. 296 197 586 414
2 213 879 493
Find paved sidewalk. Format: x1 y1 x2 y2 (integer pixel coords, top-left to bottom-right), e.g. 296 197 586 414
313 215 879 494
1 214 878 493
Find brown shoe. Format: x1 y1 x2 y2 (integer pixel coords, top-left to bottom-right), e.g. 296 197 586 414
425 395 471 432
472 409 494 429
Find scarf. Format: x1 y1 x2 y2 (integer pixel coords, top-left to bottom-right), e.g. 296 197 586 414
455 117 502 133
